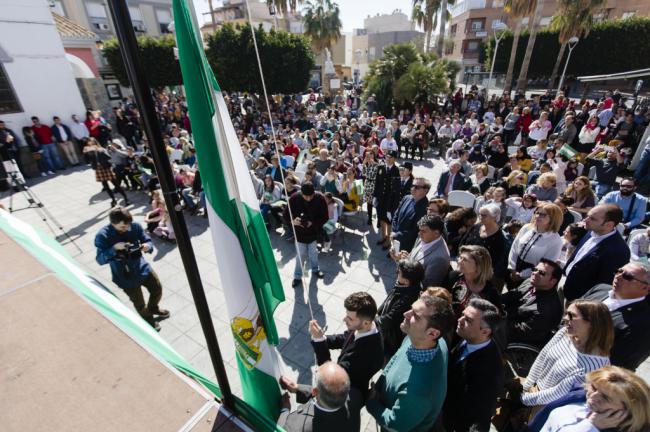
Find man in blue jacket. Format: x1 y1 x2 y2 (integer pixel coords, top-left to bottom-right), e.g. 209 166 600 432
51 116 80 165
391 177 430 253
95 207 169 330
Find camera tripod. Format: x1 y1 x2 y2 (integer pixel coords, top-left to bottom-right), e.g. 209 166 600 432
3 160 82 253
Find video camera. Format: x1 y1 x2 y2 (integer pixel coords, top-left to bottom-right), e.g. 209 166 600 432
115 241 142 261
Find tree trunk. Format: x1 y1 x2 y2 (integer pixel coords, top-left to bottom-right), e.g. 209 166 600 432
547 41 567 90
515 0 545 94
424 29 431 53
436 0 448 58
503 20 521 95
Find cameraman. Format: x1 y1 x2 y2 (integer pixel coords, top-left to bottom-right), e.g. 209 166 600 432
95 207 169 331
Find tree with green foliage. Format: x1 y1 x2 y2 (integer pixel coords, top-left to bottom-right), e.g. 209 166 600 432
102 35 182 88
364 43 458 114
547 0 605 90
503 0 537 93
302 0 342 53
412 0 439 53
204 23 315 94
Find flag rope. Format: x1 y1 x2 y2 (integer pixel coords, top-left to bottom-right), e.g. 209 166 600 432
243 0 316 324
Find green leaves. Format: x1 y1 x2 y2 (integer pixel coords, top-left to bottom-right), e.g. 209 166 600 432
302 0 342 52
204 23 315 94
364 43 458 114
102 35 182 88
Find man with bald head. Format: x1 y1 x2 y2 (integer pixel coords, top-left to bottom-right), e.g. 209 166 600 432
582 262 650 371
278 362 362 431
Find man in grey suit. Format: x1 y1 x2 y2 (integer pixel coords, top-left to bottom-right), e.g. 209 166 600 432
278 362 362 432
392 215 450 288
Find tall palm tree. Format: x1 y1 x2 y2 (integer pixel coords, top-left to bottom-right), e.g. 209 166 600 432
503 0 537 94
515 0 545 93
302 0 342 53
435 0 453 58
547 0 605 90
266 0 303 17
412 0 439 53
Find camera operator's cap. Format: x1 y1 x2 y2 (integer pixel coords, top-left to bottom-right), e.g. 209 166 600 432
301 182 315 196
386 150 398 158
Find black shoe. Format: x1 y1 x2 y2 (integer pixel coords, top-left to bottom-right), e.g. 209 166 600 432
110 200 117 207
313 270 324 279
292 279 301 288
151 308 170 319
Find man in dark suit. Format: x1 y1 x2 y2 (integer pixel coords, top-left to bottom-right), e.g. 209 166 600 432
563 204 630 301
502 258 564 349
390 177 430 253
278 362 362 432
309 292 383 398
443 298 504 432
436 160 469 198
581 262 650 371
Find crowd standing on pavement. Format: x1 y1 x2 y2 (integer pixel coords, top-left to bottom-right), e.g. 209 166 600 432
3 84 650 432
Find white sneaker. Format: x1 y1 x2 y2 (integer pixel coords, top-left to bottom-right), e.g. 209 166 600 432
41 172 47 177
47 170 55 175
322 241 332 253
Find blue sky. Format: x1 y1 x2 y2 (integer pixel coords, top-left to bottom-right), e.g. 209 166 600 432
192 0 412 32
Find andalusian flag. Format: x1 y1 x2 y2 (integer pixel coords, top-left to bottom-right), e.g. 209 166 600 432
172 0 285 420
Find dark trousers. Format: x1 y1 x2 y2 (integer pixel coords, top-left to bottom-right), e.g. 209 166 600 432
123 270 163 321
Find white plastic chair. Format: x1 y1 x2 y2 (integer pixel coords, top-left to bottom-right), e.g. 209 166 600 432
568 209 582 223
447 190 476 208
169 149 184 162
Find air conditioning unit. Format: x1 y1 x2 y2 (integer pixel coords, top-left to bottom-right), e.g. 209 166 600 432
133 24 146 32
95 22 110 31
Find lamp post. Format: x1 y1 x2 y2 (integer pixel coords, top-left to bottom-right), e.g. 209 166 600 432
487 22 507 98
557 36 580 97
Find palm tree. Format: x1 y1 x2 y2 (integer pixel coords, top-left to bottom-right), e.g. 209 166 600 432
514 0 545 93
302 0 342 53
435 0 453 58
547 0 605 90
503 0 537 94
412 0 439 53
266 0 302 16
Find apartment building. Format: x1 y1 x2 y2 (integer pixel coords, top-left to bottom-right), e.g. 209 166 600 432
199 0 304 36
445 0 650 80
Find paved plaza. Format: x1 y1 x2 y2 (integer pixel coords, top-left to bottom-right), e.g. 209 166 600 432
2 158 648 430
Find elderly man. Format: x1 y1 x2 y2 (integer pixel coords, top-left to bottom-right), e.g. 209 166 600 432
393 215 450 288
390 177 431 253
279 362 362 431
563 204 630 301
443 299 504 432
308 292 383 398
436 160 469 198
581 262 650 371
501 258 564 348
367 294 454 431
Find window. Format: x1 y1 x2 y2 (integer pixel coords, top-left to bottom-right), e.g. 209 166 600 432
0 65 22 115
51 0 65 16
471 20 484 31
128 6 143 22
466 40 480 52
450 24 458 35
86 2 107 18
492 0 504 7
622 11 636 19
539 16 552 26
156 9 172 33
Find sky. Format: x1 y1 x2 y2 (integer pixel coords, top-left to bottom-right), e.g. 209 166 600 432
192 0 412 32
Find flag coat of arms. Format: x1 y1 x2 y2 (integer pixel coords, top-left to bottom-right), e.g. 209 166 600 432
172 0 285 420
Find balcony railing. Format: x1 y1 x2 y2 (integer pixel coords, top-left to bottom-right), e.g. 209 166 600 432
450 0 487 17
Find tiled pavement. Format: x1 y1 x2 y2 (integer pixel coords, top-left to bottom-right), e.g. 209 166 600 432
2 157 647 431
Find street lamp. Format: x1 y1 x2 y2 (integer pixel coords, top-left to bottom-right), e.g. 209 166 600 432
556 36 580 97
487 22 508 98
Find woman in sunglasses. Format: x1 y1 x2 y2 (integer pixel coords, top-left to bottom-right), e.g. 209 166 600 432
510 300 613 412
534 366 650 432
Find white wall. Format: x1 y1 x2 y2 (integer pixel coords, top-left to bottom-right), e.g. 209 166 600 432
0 0 86 131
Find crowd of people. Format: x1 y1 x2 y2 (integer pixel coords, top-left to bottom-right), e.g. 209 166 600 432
3 85 650 432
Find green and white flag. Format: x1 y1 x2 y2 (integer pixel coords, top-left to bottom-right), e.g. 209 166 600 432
172 0 285 420
558 143 578 159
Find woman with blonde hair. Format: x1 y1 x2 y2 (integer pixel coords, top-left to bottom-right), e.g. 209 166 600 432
565 176 596 216
516 300 613 408
507 202 563 286
502 169 527 197
445 245 501 318
537 366 650 432
470 163 491 195
527 172 558 202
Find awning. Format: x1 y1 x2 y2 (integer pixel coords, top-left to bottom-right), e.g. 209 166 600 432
577 68 650 82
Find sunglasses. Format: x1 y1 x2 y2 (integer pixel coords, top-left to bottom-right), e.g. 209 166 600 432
616 268 645 283
411 185 427 190
532 268 547 276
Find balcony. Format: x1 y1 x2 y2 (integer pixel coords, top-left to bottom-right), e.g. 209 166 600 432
450 0 487 17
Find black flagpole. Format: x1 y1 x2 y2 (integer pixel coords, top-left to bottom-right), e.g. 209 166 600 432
105 0 235 411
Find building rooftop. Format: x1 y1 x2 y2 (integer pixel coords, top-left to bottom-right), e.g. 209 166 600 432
52 12 97 40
